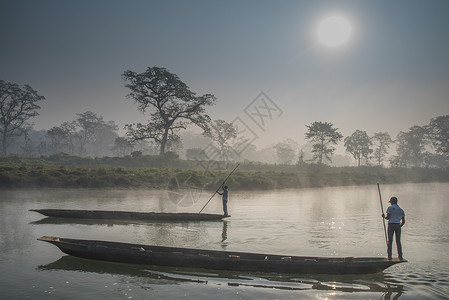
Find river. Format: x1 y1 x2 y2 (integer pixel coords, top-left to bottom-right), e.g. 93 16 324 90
1 183 448 299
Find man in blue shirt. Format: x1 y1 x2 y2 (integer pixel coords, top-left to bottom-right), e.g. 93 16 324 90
217 184 229 217
383 197 406 260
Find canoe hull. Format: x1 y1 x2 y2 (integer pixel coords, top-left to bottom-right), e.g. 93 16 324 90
38 236 406 275
30 209 227 221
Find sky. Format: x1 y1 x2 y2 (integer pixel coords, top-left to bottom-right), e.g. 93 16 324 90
1 0 448 153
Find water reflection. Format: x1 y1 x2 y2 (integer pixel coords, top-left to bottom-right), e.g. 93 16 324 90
30 217 224 227
38 256 207 284
30 217 122 226
38 255 406 295
221 221 228 249
2 184 449 299
0 194 36 256
382 287 404 300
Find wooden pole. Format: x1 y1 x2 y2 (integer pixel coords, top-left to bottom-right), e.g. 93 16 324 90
199 163 240 214
377 183 388 247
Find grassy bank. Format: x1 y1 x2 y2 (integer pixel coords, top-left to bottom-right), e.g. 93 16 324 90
1 159 448 190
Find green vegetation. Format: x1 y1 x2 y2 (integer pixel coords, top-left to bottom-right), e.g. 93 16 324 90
1 154 448 190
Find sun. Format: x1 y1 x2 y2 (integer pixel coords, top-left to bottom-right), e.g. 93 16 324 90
317 16 352 47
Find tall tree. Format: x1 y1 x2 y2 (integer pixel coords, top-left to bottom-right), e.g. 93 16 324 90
274 139 298 165
123 67 216 154
202 119 237 161
124 117 182 155
20 128 35 155
427 115 449 159
59 121 78 154
344 130 373 166
91 120 119 156
394 126 429 167
46 121 78 154
0 80 45 154
46 126 70 154
372 132 393 166
305 121 343 165
111 137 134 157
74 111 102 155
74 111 118 156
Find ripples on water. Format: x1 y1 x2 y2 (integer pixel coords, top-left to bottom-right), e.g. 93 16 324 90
1 183 449 299
37 255 407 297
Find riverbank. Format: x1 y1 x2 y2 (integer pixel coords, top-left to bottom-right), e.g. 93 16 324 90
1 161 448 190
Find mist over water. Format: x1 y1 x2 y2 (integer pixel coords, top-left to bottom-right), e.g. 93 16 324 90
1 183 448 299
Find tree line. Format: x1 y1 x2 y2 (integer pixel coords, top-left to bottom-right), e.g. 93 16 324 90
1 71 448 168
299 119 448 168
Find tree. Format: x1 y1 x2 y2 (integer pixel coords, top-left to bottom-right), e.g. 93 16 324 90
111 137 134 157
46 122 76 154
394 126 429 167
74 111 103 154
0 80 45 154
73 111 118 156
297 149 306 166
60 121 78 154
305 121 343 165
46 126 69 154
423 152 449 168
344 130 373 166
90 120 119 156
125 120 175 153
202 119 237 161
428 115 449 159
20 126 35 154
123 67 216 155
372 132 393 167
274 139 298 165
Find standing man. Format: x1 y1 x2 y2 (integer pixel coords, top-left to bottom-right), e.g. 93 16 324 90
382 196 406 260
217 184 229 217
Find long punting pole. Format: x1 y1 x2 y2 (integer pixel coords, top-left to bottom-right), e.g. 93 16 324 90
377 183 388 247
198 163 240 214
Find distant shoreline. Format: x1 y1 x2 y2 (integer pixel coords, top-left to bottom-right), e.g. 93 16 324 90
1 158 448 190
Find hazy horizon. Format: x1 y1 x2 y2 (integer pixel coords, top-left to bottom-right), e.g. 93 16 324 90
1 0 448 155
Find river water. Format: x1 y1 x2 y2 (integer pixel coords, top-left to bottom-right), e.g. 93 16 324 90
1 183 448 299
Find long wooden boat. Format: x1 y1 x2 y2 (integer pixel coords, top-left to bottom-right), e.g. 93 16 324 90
38 236 406 275
30 209 228 221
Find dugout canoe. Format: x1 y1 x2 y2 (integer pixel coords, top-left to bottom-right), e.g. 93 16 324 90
37 236 406 275
30 209 228 221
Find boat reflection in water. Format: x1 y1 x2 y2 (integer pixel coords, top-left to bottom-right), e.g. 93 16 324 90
38 255 404 296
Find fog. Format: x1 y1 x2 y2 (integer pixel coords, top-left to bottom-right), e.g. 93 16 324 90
1 1 448 167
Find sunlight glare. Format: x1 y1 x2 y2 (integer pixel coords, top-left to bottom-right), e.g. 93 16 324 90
317 16 352 47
